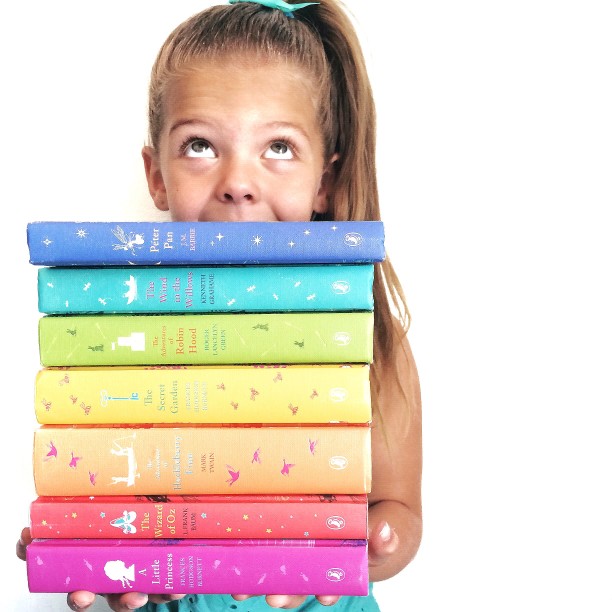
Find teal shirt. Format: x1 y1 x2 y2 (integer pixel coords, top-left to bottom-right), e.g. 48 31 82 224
138 585 380 611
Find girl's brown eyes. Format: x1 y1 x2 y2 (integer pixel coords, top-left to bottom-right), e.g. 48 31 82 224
265 141 293 160
180 138 294 159
183 138 215 158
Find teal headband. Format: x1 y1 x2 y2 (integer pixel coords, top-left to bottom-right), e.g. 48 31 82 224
228 0 319 19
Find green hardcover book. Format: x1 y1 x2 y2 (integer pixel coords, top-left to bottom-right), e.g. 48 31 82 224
38 312 374 366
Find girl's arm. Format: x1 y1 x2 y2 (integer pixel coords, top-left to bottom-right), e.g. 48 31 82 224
367 330 423 581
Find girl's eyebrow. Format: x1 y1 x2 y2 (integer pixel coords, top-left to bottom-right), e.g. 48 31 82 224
169 119 311 141
264 121 312 142
169 118 214 134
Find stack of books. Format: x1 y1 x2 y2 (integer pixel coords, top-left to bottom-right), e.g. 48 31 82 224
24 221 385 596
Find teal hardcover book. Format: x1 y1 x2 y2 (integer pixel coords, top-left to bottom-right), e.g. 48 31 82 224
37 265 374 314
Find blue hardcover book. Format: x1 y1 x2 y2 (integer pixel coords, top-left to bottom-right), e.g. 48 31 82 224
27 221 385 265
37 265 374 314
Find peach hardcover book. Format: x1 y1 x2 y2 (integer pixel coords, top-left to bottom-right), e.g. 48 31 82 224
33 425 372 496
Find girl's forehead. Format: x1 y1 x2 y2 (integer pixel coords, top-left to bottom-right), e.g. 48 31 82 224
166 56 320 110
161 57 323 137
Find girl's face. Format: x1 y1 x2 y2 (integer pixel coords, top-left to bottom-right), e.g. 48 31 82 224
143 57 335 222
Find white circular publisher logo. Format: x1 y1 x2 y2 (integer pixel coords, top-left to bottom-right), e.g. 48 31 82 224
326 516 346 530
333 332 351 346
331 280 350 295
329 387 348 403
329 456 348 470
326 568 346 582
344 232 363 247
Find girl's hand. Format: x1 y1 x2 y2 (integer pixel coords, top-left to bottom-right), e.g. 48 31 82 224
16 527 186 611
67 593 339 610
232 595 340 608
66 592 187 611
15 527 31 563
237 521 399 609
67 592 186 611
367 519 400 571
18 527 339 610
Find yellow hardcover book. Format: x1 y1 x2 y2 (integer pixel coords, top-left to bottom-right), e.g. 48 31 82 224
33 425 372 496
35 365 371 425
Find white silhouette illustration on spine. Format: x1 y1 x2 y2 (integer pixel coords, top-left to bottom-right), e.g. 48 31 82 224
122 275 138 304
100 391 139 406
104 559 135 588
109 434 140 487
112 226 145 255
110 511 138 534
111 332 146 352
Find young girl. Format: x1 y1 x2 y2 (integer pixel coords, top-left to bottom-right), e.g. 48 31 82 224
17 1 422 610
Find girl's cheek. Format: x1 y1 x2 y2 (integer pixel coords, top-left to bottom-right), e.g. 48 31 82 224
166 203 190 222
166 192 196 221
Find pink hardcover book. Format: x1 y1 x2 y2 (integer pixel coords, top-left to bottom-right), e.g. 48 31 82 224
29 494 368 539
27 538 368 595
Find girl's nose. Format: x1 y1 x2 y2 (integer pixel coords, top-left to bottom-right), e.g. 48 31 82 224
215 156 259 204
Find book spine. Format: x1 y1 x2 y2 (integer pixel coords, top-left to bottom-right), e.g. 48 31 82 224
35 365 372 425
27 221 385 265
29 494 368 539
37 265 375 314
33 425 372 496
27 538 369 595
38 312 374 367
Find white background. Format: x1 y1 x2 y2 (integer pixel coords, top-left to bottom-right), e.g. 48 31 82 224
2 1 611 610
